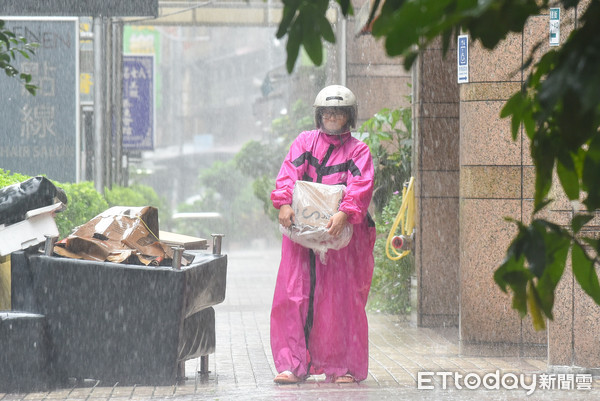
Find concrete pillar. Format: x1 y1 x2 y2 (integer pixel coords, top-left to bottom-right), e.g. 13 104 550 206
414 38 460 327
457 13 552 357
344 11 411 125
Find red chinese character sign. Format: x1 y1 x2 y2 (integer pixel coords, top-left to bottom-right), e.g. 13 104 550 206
0 18 79 182
122 55 154 151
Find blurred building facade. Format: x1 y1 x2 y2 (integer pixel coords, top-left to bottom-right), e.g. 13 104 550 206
412 1 600 372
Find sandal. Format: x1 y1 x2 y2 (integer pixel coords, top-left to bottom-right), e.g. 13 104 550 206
335 374 356 384
274 370 300 384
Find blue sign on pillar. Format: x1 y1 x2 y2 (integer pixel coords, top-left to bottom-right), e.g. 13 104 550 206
0 18 79 182
122 55 154 151
457 34 469 84
549 8 560 47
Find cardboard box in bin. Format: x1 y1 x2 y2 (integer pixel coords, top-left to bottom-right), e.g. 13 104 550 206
293 181 344 228
0 203 62 257
56 206 180 265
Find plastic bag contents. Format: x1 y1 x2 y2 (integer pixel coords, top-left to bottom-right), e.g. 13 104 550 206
53 206 189 266
0 176 67 226
280 181 353 263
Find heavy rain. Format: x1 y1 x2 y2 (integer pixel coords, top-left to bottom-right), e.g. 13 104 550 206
1 1 600 400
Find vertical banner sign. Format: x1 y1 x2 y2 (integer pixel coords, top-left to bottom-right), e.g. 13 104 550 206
123 26 162 109
122 55 154 151
0 18 79 182
457 34 469 84
79 16 94 104
549 8 560 47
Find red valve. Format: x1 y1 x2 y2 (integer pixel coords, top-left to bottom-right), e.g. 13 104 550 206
392 236 404 249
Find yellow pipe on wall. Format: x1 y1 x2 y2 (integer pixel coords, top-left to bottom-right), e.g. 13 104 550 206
385 177 415 261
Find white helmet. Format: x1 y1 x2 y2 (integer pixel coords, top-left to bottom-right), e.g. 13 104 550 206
313 85 357 107
314 85 358 133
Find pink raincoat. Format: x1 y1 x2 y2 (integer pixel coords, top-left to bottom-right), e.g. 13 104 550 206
270 129 376 381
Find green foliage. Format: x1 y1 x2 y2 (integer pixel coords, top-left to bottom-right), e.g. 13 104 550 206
234 140 287 179
358 108 414 314
53 181 108 238
270 99 315 144
356 106 412 214
173 160 273 243
56 183 166 238
276 0 351 72
231 134 282 227
492 1 600 325
0 169 30 187
0 170 95 239
280 0 544 71
368 192 414 314
493 215 600 331
369 0 541 70
252 175 279 223
104 184 170 228
236 99 315 223
502 3 600 212
0 169 165 239
0 19 38 95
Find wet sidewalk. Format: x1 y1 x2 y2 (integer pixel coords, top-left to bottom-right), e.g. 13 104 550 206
2 248 600 400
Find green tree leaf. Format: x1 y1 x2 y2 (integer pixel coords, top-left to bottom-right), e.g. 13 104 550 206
300 8 323 65
275 0 300 39
285 20 302 72
1 19 38 95
527 282 546 330
572 242 600 306
316 13 335 43
494 251 529 317
583 135 600 210
572 214 594 234
556 152 579 200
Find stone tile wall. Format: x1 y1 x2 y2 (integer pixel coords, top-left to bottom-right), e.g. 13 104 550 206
458 25 546 356
414 38 460 327
344 6 411 125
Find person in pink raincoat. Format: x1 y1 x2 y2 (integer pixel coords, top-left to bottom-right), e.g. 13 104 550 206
270 85 376 384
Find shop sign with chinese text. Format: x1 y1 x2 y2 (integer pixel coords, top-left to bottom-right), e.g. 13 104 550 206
122 55 154 151
0 18 79 182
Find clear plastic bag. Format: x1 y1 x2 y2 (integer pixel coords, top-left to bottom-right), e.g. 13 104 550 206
280 181 353 263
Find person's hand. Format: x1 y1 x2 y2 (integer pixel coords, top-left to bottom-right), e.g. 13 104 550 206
326 211 348 236
279 204 295 228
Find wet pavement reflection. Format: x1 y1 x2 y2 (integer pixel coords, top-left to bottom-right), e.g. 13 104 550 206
3 247 600 400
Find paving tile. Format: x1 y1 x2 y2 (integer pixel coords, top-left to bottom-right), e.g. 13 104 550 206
87 387 114 397
43 390 74 399
22 393 50 400
130 386 154 397
109 387 134 398
64 389 92 398
5 248 600 400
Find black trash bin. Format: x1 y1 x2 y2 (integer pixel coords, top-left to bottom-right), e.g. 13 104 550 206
0 311 56 392
11 250 227 386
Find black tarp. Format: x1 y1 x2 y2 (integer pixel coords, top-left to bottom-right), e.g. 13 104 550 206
0 177 67 227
